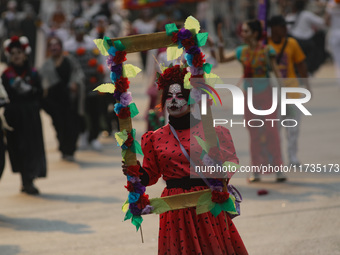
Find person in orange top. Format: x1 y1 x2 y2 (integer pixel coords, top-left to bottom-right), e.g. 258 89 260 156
268 15 311 167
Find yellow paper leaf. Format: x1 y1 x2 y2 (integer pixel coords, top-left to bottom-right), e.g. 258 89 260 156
122 199 129 213
122 64 142 78
204 73 223 88
115 129 128 146
184 16 200 35
93 39 109 56
167 46 183 61
183 72 191 89
93 83 115 93
159 63 167 73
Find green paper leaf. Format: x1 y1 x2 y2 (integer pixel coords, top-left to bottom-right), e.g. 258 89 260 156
204 73 223 88
123 64 141 78
210 203 222 217
93 39 109 56
202 63 213 74
122 199 129 213
128 103 139 119
188 95 194 105
184 16 200 35
165 23 179 36
194 136 211 153
221 198 238 215
114 40 126 51
196 32 208 47
104 36 113 46
131 215 143 231
183 72 191 89
93 83 115 93
196 192 215 215
130 129 136 139
115 130 128 146
222 161 240 169
124 209 133 221
167 46 183 61
130 140 144 156
121 149 127 158
103 36 112 52
150 198 172 214
222 161 240 176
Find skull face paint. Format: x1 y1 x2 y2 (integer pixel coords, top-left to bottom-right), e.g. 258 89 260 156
166 84 189 117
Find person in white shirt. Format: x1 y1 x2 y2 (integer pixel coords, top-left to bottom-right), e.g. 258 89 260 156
132 9 156 71
325 0 340 87
286 0 326 75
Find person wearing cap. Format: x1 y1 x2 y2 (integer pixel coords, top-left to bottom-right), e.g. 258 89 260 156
268 15 311 167
1 36 46 195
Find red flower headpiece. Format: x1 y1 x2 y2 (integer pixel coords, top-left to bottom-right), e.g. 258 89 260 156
156 65 188 90
3 36 31 56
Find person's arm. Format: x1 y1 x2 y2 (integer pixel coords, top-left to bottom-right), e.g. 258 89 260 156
219 50 237 63
306 11 326 30
324 12 331 27
207 36 217 60
217 22 236 63
122 160 150 186
296 61 311 93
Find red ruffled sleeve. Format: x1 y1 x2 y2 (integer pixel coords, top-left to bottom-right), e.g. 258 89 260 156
141 131 162 186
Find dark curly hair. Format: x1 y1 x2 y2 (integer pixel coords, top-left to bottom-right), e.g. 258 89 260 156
246 19 263 41
157 65 190 109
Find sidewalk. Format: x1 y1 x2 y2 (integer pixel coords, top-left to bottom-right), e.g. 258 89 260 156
0 54 339 255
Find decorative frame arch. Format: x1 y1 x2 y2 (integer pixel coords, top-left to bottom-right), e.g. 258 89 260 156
93 16 239 236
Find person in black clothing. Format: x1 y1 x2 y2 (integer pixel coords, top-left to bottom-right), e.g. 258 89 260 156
1 36 46 195
40 36 85 161
0 78 8 180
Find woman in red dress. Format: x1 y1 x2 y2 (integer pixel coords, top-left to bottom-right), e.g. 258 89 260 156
125 65 248 255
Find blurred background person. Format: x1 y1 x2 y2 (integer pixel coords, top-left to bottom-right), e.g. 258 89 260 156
132 8 156 71
218 20 285 182
40 36 85 162
39 3 70 46
89 14 119 137
20 3 38 67
1 0 22 39
64 18 105 151
285 0 326 75
1 36 46 195
0 77 9 180
268 15 311 167
325 0 340 88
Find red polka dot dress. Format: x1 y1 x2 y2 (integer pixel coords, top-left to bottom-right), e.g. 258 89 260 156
141 115 248 255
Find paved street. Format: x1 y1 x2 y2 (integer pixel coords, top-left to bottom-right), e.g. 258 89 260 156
0 54 340 255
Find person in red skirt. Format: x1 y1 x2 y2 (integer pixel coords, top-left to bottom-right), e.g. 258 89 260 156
218 20 285 182
124 65 248 255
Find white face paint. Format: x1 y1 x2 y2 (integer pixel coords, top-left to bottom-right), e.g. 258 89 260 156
166 84 190 117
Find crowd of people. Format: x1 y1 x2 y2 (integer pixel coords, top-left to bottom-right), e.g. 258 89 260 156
0 0 339 254
0 0 337 196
